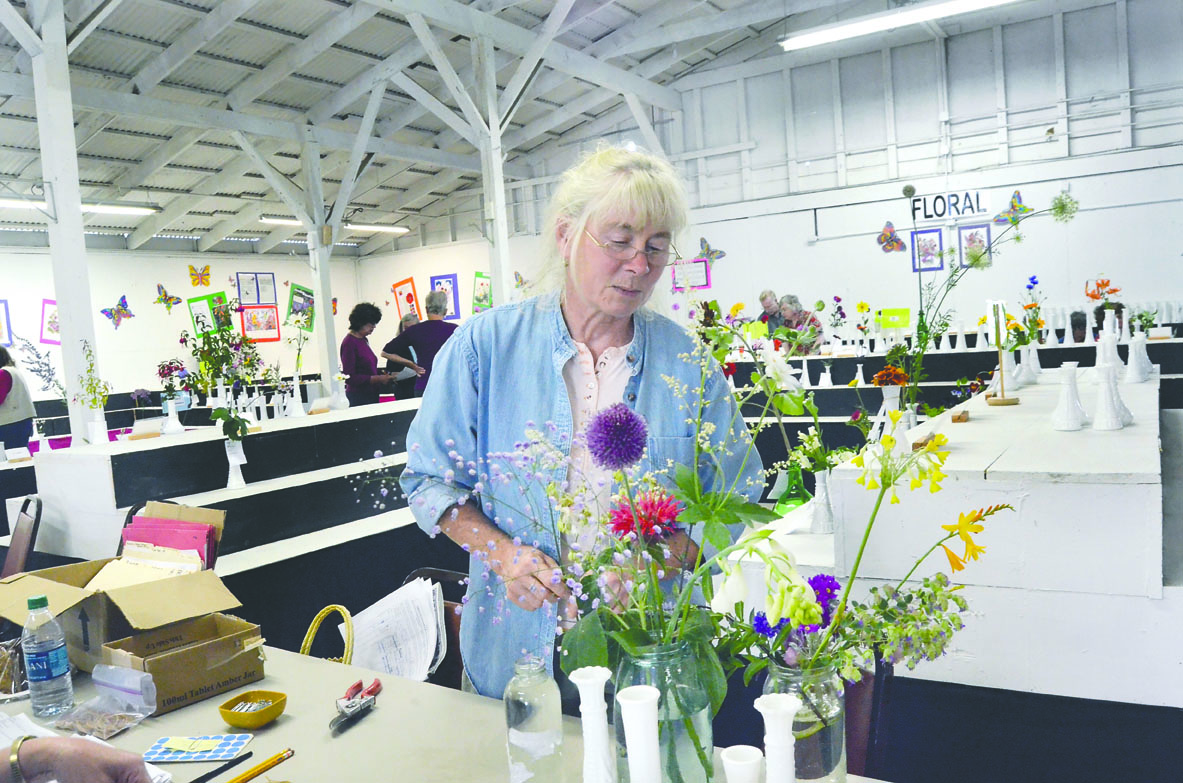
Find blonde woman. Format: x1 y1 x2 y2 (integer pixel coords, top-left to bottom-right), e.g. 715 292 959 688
399 144 763 701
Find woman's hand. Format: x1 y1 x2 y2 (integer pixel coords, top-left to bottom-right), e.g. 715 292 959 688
489 540 569 612
370 374 394 385
18 737 152 783
410 364 426 376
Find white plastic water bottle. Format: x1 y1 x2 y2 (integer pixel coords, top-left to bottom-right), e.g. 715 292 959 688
504 655 563 783
21 594 74 717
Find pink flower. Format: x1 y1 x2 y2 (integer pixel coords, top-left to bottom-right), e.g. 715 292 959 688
608 491 683 541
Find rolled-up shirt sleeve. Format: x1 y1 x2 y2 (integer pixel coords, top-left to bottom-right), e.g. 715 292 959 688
399 325 481 533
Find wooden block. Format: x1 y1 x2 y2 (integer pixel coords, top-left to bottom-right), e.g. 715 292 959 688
986 396 1020 406
127 432 162 441
308 408 330 415
912 433 935 452
952 411 970 423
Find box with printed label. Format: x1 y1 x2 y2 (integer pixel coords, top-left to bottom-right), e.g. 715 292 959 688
0 560 240 672
102 613 264 714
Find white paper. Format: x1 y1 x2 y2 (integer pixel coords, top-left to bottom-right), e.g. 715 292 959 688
0 713 171 783
340 578 446 681
4 446 31 462
225 440 248 466
257 273 277 305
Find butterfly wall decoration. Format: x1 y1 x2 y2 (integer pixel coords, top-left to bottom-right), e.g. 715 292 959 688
101 295 134 329
695 237 725 264
993 191 1033 224
513 271 527 289
154 284 182 313
877 221 907 253
189 264 210 286
332 297 338 315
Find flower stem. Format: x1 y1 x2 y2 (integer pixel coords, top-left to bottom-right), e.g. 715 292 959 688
895 532 958 590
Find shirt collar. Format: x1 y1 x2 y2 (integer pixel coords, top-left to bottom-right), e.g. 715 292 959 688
548 291 646 374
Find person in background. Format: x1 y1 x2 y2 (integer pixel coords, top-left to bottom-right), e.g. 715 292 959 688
2 736 150 783
1069 310 1088 343
758 289 783 332
340 302 393 406
779 295 824 355
387 312 421 400
0 346 35 449
1094 303 1125 336
381 290 458 397
399 144 762 702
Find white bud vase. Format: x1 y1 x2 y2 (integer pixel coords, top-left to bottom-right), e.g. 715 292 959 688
225 440 246 489
1092 365 1124 431
1024 342 1042 375
810 470 835 534
855 363 867 385
86 409 108 445
616 685 661 783
798 358 811 389
287 385 306 417
1006 348 1031 388
754 693 801 783
720 746 763 783
817 366 833 387
955 323 968 352
1051 362 1088 431
570 667 616 783
977 323 991 349
869 385 902 443
161 397 185 435
1109 368 1134 426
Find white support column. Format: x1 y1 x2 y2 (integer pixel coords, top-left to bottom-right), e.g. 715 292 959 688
1052 11 1069 159
623 92 665 157
830 59 846 188
475 36 512 307
1115 0 1133 149
302 137 338 399
992 25 1008 166
28 0 103 439
882 48 898 181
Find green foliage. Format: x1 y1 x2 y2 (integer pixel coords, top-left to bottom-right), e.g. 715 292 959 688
73 339 112 410
210 407 250 441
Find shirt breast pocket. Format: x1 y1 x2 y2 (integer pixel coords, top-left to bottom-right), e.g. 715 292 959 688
645 435 697 477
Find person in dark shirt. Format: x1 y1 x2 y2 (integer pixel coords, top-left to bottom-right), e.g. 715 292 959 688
381 290 458 397
388 312 421 399
340 302 393 406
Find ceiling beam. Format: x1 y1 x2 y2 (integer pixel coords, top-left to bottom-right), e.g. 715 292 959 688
0 0 43 56
232 130 311 225
256 225 302 253
198 201 264 251
404 12 486 134
327 82 384 228
360 0 681 111
498 0 574 125
306 42 421 123
133 0 263 96
65 0 126 54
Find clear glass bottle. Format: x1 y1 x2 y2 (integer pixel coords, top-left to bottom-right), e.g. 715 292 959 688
21 594 74 717
613 642 713 783
504 655 563 783
763 663 846 782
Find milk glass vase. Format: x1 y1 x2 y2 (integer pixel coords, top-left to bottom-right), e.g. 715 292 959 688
763 664 846 783
613 642 713 783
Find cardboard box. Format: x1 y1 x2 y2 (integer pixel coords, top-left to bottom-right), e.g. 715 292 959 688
0 560 240 672
103 613 264 715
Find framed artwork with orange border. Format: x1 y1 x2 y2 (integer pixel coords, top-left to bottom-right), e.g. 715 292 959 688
392 277 421 320
240 304 281 342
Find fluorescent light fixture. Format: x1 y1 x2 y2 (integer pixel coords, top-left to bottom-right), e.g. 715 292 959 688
0 197 158 215
780 0 1024 51
259 217 409 235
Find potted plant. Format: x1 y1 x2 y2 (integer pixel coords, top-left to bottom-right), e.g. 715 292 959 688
210 406 250 489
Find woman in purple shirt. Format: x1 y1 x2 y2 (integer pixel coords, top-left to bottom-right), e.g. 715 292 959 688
340 302 393 406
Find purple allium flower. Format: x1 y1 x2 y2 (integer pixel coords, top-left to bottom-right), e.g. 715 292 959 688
808 573 842 628
585 403 647 470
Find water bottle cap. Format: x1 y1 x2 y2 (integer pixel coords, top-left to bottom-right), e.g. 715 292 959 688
27 595 48 610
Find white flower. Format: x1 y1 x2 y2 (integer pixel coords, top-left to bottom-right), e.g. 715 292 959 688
760 343 801 391
711 561 748 615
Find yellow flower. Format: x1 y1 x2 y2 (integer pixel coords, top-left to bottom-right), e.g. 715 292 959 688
856 301 870 314
942 509 985 543
941 544 965 572
729 302 745 318
866 477 880 490
889 489 900 505
888 409 902 425
977 315 988 326
848 378 859 387
852 453 865 467
963 539 987 562
881 434 896 450
909 477 923 491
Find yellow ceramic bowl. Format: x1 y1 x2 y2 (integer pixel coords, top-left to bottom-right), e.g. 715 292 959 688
218 690 287 729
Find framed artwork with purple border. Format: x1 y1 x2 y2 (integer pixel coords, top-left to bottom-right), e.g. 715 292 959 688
0 300 11 347
429 273 460 320
39 299 60 345
957 223 991 269
910 228 944 272
670 258 711 291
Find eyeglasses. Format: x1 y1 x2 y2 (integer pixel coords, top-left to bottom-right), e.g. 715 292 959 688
584 230 681 268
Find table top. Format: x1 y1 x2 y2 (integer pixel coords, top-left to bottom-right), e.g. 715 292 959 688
2 647 883 782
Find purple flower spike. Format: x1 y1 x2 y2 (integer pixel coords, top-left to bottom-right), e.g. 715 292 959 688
585 403 647 470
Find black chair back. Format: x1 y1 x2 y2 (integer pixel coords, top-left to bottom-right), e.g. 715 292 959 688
1 496 42 578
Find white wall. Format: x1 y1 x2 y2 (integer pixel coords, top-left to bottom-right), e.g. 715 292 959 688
0 248 360 399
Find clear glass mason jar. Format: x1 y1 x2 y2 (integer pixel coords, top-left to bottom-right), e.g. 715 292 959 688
613 642 714 783
763 662 846 783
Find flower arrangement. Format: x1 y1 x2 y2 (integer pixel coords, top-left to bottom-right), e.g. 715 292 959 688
178 299 263 395
129 388 151 420
855 301 871 337
157 359 190 399
73 339 112 410
286 310 313 373
1085 277 1121 308
827 296 847 331
1130 309 1156 333
871 365 908 387
1019 275 1046 342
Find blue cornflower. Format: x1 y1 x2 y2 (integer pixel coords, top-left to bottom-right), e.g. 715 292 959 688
585 403 647 470
1027 275 1039 290
752 611 789 638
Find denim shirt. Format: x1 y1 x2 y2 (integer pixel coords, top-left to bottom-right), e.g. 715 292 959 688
400 292 763 698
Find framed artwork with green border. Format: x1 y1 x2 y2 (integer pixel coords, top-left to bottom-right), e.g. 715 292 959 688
187 291 232 336
287 283 315 331
472 271 493 313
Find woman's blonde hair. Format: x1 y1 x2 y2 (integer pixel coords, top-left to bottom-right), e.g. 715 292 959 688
530 143 689 299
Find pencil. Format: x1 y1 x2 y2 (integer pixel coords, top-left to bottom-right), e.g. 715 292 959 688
224 748 294 783
188 752 253 783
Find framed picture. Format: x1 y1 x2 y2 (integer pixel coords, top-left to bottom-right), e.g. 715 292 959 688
188 291 232 336
957 223 992 269
287 283 315 330
430 273 460 320
472 272 493 313
910 228 944 272
39 299 60 345
240 304 281 342
0 300 10 347
392 277 421 321
236 272 277 305
670 258 711 291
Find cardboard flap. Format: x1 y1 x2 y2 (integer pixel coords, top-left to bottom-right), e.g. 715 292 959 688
143 501 226 543
0 574 92 624
104 570 240 629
